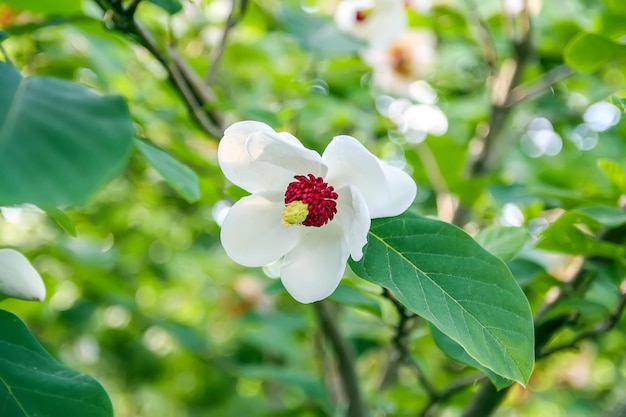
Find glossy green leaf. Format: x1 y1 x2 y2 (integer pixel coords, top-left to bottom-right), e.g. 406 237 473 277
0 309 113 417
598 159 626 194
537 208 626 259
147 0 183 14
349 213 534 385
0 0 83 14
0 61 134 208
564 33 626 72
430 324 512 390
134 139 200 203
279 6 365 55
474 226 528 261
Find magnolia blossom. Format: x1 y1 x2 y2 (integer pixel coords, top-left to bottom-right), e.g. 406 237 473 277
218 121 416 303
0 248 46 302
335 0 407 47
362 30 437 96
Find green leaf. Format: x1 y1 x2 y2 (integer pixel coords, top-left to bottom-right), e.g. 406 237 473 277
349 213 534 385
134 139 200 203
564 33 626 72
278 6 365 55
329 284 382 317
577 206 626 228
147 0 183 14
430 324 512 390
537 207 626 259
0 309 113 417
598 159 626 194
44 208 77 237
474 226 528 261
0 61 134 208
1 0 83 14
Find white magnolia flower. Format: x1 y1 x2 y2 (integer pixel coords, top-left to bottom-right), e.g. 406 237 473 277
362 30 437 96
0 248 46 302
335 0 407 47
218 121 416 303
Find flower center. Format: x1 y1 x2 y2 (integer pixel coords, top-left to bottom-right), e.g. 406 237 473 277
283 174 338 227
355 7 373 22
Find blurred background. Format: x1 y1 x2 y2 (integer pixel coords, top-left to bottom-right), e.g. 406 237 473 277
1 0 626 415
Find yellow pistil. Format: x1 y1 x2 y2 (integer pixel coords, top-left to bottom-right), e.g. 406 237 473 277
282 201 309 226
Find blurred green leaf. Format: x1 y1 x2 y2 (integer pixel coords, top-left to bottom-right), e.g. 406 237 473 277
1 0 83 14
278 6 364 55
577 206 626 228
45 207 77 237
537 208 626 259
0 309 113 417
0 61 134 208
565 32 626 72
349 213 534 385
147 0 183 15
474 226 528 261
430 324 512 390
135 139 201 203
329 284 382 317
598 159 626 194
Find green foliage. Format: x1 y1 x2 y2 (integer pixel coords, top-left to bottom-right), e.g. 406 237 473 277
134 139 201 203
565 33 626 72
0 309 113 417
0 61 134 208
350 213 534 385
1 0 626 416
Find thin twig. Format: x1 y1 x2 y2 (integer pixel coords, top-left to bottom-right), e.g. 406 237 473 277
314 301 370 417
538 287 626 358
125 0 142 17
205 0 249 84
463 0 498 74
94 0 223 139
506 64 575 107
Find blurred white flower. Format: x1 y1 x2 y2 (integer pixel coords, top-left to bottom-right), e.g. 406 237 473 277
218 121 416 303
387 97 448 141
520 117 562 157
0 248 46 302
583 101 621 132
335 0 407 47
362 30 437 96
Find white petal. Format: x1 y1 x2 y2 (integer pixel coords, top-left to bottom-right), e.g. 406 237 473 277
323 135 389 213
335 186 371 261
262 258 283 279
218 121 326 193
0 249 46 302
246 130 327 179
280 223 349 303
220 192 303 267
323 135 416 219
371 164 417 218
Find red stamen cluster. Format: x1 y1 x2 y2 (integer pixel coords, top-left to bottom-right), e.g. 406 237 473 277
355 9 367 22
284 174 339 227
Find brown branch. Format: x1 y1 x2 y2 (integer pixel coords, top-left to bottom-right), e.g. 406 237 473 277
451 0 533 227
205 0 248 84
314 301 370 417
94 0 223 139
